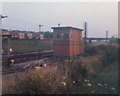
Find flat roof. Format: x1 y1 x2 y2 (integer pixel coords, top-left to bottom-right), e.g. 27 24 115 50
1 34 12 37
51 26 83 31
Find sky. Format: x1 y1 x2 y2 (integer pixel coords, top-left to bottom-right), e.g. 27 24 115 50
1 2 118 38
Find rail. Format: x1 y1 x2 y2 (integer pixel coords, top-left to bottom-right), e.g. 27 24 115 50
2 50 54 65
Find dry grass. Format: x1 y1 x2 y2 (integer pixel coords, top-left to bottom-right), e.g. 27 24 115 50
2 63 73 94
80 56 102 79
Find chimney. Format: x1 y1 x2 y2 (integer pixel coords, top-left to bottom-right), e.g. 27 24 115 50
58 23 60 27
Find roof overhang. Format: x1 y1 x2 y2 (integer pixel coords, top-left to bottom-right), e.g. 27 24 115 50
51 26 83 31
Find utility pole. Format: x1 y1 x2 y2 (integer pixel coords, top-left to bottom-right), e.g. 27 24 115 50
7 35 11 67
106 30 108 43
105 30 109 65
39 24 43 32
36 24 43 60
1 15 10 67
84 22 87 55
58 23 60 27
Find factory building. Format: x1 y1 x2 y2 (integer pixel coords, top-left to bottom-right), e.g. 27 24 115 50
52 26 84 57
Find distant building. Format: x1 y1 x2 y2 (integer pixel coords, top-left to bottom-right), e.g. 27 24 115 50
39 34 44 40
26 32 34 39
2 29 10 35
10 30 18 39
34 32 44 40
52 26 84 57
18 32 25 39
10 30 25 39
2 29 10 39
2 29 45 40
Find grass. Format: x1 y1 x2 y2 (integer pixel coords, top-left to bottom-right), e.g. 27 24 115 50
2 39 53 53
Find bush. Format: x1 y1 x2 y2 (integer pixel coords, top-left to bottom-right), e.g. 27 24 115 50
86 46 98 56
98 45 118 65
86 45 118 66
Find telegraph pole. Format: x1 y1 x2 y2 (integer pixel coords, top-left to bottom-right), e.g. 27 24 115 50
37 24 43 60
1 15 10 67
39 24 43 32
58 23 60 27
84 22 87 55
7 35 11 67
105 30 109 65
106 30 108 43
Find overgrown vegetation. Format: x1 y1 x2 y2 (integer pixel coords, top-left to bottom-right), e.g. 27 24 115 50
2 44 118 94
86 44 118 66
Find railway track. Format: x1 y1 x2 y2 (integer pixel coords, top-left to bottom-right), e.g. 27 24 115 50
2 58 48 75
2 50 53 64
2 50 54 74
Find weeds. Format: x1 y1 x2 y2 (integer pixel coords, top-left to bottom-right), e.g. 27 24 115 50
2 44 118 94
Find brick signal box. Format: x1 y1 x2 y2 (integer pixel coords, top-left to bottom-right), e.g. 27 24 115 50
52 26 84 57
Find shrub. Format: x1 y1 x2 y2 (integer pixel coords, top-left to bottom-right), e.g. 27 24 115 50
86 45 118 66
86 46 98 56
98 45 118 65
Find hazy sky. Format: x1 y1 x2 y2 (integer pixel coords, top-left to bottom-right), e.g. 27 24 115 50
2 2 118 38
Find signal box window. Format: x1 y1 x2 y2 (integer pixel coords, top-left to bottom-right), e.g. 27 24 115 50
64 33 69 39
57 34 60 39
